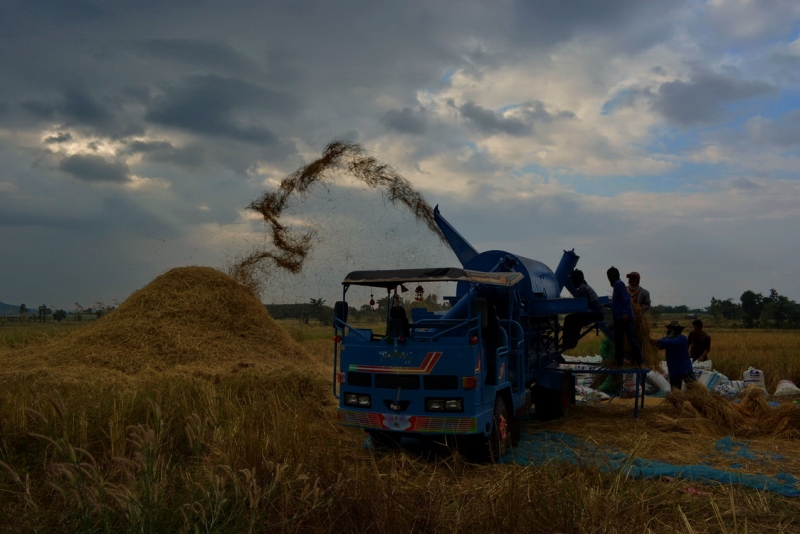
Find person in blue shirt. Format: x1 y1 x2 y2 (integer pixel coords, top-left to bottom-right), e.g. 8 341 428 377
562 269 605 350
606 266 644 368
650 321 696 390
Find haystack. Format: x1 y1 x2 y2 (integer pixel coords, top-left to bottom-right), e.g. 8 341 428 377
4 267 313 377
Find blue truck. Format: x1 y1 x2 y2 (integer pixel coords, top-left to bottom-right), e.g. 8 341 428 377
332 206 605 459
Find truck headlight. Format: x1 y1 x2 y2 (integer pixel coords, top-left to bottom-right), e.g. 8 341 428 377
344 393 358 406
426 399 445 411
357 395 371 407
445 399 463 411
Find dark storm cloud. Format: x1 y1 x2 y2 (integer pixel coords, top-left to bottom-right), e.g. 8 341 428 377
145 74 296 144
123 140 206 169
511 0 685 49
652 71 774 125
127 39 253 72
58 154 131 183
457 101 529 136
453 100 572 137
380 107 428 135
44 132 73 144
20 88 143 137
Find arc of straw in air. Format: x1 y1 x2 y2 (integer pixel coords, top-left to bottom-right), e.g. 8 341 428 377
239 141 446 276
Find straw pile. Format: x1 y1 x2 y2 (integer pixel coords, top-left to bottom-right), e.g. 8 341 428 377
658 384 800 439
2 266 312 377
625 303 661 369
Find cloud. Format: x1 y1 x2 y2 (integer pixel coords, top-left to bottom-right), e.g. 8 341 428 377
745 110 800 148
652 71 774 125
380 107 428 135
456 100 530 136
45 132 73 144
20 88 142 137
145 75 296 144
126 39 253 72
58 154 131 183
124 139 207 169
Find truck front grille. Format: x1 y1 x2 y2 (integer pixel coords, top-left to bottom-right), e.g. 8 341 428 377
375 375 420 389
423 375 459 390
347 371 371 387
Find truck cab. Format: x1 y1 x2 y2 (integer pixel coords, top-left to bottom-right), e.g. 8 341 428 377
333 268 532 459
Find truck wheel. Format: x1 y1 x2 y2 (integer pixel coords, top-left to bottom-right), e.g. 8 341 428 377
534 376 572 421
368 430 401 449
488 397 512 462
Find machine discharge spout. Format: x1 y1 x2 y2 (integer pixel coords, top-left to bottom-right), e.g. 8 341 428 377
554 249 580 297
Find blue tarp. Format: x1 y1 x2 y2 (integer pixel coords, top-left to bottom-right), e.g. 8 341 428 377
503 431 800 497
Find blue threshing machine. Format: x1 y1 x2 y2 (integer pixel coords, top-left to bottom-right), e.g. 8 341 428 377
332 206 607 458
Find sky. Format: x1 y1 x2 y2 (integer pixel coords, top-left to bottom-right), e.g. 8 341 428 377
1 0 800 311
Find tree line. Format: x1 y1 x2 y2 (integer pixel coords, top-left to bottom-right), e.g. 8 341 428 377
707 289 800 328
1 302 116 324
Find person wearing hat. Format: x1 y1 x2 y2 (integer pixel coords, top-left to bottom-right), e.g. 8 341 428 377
626 272 651 313
650 321 696 390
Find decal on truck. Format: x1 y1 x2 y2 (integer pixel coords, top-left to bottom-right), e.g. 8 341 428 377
348 351 442 374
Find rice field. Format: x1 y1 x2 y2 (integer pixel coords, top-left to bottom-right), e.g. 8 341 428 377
1 304 799 532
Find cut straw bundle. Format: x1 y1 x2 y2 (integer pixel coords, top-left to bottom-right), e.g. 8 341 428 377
620 303 661 370
663 383 800 438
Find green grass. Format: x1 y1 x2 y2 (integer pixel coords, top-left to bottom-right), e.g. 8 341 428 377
0 322 86 348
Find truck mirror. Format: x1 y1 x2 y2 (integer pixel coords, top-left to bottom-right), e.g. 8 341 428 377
334 301 348 326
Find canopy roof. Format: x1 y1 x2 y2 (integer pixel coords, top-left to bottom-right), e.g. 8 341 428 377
342 268 523 288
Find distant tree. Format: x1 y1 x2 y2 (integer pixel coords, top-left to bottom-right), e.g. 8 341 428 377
309 298 329 324
760 289 797 329
740 291 764 328
649 307 662 326
19 303 27 317
74 302 84 322
53 309 67 322
706 297 741 324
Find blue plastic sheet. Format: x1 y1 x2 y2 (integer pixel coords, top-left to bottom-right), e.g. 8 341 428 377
503 431 800 497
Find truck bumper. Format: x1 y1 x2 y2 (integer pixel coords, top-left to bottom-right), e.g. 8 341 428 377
338 408 479 434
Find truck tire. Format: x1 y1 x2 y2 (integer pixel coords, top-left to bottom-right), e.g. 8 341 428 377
534 375 572 421
488 397 512 462
459 396 513 462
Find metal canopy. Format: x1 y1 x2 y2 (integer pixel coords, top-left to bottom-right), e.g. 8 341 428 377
342 267 524 288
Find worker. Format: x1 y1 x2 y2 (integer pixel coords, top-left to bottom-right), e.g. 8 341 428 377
687 319 711 362
626 272 651 313
562 269 605 350
606 266 644 368
650 321 696 390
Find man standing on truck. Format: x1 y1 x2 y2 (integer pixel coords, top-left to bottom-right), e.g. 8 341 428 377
607 267 644 368
626 272 651 313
